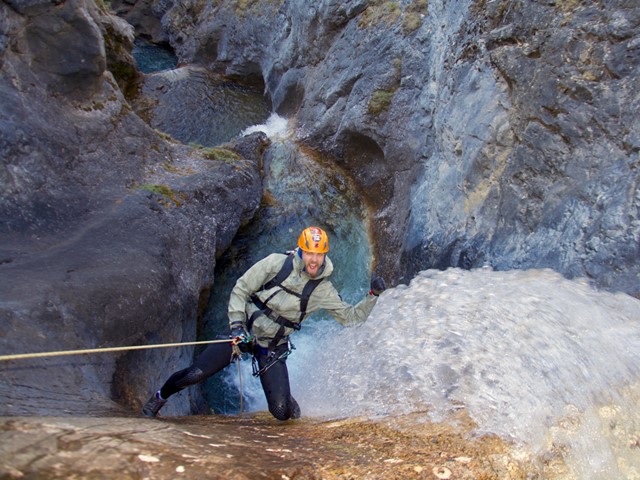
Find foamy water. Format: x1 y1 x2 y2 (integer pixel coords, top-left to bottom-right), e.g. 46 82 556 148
242 113 291 139
233 267 640 478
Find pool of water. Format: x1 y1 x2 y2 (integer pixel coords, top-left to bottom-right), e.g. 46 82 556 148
132 39 177 74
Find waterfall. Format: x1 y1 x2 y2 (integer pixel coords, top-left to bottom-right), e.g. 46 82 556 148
292 267 640 479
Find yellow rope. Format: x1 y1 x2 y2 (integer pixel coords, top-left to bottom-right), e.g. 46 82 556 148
0 338 232 362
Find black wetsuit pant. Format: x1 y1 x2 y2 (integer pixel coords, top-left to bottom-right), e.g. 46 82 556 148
158 339 299 421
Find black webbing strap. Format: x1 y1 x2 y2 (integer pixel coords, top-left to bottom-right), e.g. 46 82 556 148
297 278 322 321
247 252 324 352
269 326 288 353
260 254 294 292
250 295 301 331
250 295 297 353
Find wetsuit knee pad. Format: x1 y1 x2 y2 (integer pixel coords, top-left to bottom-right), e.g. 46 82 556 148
269 396 300 421
290 396 301 419
173 367 206 390
269 401 291 421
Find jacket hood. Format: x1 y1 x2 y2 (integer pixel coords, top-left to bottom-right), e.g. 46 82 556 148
293 247 334 279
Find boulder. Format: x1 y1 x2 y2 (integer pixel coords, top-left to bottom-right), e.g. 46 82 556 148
0 0 267 415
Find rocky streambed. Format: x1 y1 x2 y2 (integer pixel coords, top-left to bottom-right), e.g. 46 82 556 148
0 411 540 480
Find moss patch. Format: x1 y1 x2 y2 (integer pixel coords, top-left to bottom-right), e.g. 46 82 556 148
358 1 401 29
102 21 140 102
233 0 283 17
368 89 396 115
402 0 428 34
367 57 402 116
202 147 241 163
138 184 185 207
555 0 583 13
359 0 428 33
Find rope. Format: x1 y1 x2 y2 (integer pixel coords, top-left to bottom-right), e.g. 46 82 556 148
0 338 233 362
229 340 246 415
4 336 251 417
237 355 243 414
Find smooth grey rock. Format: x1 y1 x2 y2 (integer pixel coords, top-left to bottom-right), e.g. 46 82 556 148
0 0 267 416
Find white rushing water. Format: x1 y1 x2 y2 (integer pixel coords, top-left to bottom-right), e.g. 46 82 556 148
234 267 640 479
242 113 291 140
227 113 640 478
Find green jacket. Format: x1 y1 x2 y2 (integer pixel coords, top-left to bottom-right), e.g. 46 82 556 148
228 249 378 347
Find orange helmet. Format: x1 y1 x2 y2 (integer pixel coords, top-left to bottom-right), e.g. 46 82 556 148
298 226 329 253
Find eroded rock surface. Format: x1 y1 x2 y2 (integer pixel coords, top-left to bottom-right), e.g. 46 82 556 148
0 0 267 416
0 412 535 480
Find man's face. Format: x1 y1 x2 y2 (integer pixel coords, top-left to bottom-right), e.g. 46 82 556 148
301 250 325 278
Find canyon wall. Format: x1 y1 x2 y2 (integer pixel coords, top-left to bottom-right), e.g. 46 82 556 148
0 0 266 414
145 0 639 293
1 0 638 416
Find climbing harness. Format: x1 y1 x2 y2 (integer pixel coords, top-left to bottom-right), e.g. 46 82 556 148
251 340 296 377
247 253 323 353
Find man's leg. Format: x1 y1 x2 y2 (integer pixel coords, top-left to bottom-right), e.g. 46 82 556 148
143 339 233 417
256 343 300 421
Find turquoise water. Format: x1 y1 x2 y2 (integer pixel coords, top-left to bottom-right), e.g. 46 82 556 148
132 39 177 73
202 114 372 413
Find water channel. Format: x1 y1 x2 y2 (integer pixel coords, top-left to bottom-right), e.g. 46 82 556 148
133 53 373 412
201 114 372 414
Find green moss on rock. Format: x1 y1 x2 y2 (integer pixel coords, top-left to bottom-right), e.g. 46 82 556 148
138 184 185 207
368 89 396 115
202 147 241 162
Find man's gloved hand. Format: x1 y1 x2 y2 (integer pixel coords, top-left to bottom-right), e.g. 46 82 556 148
370 274 386 296
229 325 249 344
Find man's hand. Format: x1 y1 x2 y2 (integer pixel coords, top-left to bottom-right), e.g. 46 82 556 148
230 325 249 345
370 274 386 296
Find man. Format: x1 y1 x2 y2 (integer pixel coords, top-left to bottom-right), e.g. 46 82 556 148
142 226 386 420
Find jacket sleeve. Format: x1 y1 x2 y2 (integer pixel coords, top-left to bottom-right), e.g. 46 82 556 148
227 254 286 329
312 281 379 326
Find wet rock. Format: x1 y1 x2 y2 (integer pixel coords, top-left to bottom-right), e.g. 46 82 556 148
15 0 107 96
110 0 170 44
133 65 270 147
0 0 267 416
153 0 640 294
0 131 267 417
0 412 535 480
